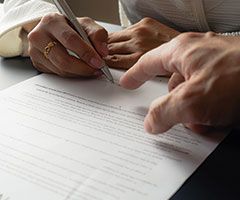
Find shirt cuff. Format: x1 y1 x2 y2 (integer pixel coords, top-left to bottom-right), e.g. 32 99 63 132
218 32 240 36
0 1 58 57
118 1 131 28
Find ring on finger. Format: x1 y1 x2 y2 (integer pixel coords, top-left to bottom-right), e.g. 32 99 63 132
43 41 57 59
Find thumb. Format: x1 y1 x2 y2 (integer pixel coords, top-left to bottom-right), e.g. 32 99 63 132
144 94 180 134
144 82 200 133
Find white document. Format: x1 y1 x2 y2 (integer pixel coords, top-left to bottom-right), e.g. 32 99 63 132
0 69 226 200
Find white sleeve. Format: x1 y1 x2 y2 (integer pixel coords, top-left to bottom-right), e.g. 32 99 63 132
0 0 58 57
118 0 131 28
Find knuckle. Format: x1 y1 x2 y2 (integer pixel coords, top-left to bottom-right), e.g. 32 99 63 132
177 32 203 44
175 32 195 45
41 13 63 25
79 17 93 24
181 32 197 39
140 17 154 25
60 30 78 45
28 30 40 44
89 27 108 40
133 38 146 49
132 26 149 37
180 87 194 102
205 31 216 38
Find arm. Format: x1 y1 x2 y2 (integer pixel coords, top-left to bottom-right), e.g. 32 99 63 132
0 0 57 57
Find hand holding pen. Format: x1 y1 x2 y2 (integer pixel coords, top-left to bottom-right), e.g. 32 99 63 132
27 1 113 81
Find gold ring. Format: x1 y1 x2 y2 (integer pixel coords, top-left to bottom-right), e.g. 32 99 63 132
44 41 57 59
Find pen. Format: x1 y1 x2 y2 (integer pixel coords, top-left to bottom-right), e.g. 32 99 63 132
53 0 114 83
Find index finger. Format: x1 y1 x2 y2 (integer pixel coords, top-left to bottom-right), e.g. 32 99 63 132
78 17 109 57
41 14 103 69
119 42 176 90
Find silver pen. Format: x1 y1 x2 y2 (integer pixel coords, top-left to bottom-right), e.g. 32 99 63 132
53 0 114 83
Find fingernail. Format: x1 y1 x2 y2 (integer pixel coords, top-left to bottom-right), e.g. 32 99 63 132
101 42 109 56
144 116 153 134
90 57 103 69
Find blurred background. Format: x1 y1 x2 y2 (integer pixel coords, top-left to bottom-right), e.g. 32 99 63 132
67 0 120 25
0 0 120 24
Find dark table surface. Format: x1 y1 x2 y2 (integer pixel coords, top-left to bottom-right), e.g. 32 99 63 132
172 129 240 200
